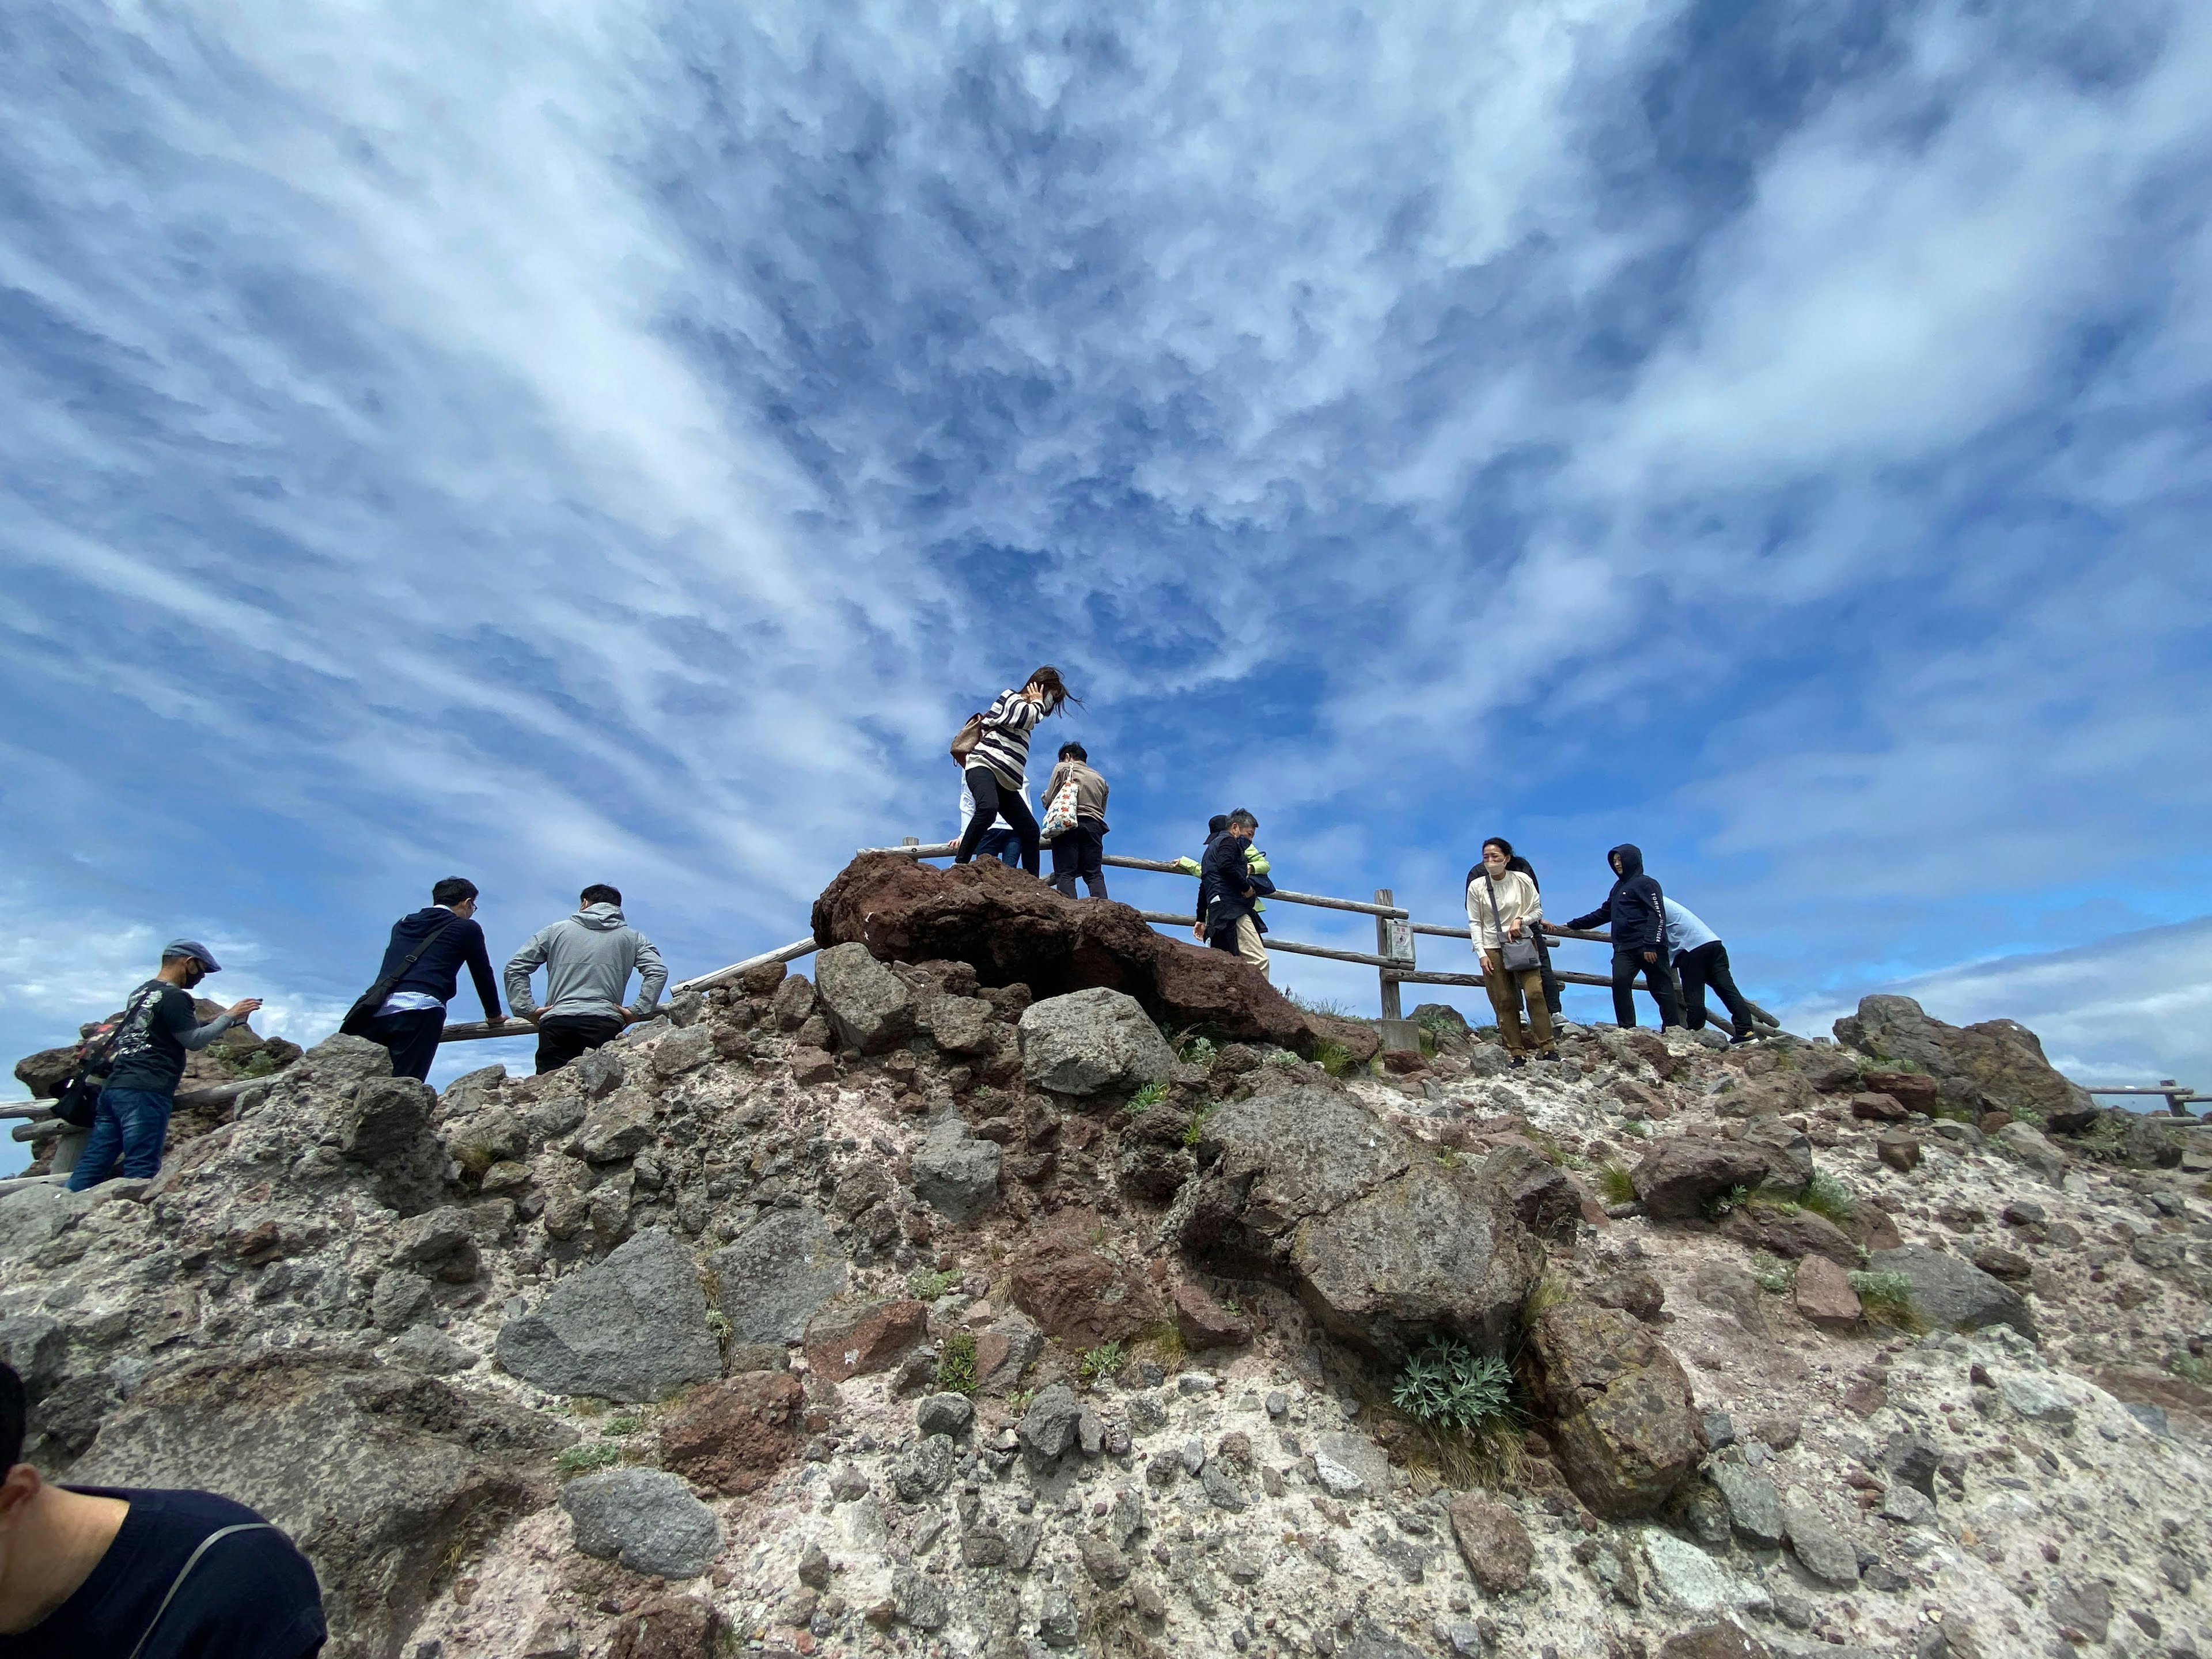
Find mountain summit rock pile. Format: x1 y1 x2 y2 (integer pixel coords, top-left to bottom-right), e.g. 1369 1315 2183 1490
2 872 2209 1659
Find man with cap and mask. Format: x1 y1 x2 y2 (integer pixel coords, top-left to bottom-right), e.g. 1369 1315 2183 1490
66 942 262 1192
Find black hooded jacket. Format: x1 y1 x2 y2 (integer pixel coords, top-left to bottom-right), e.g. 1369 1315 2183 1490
1566 844 1667 954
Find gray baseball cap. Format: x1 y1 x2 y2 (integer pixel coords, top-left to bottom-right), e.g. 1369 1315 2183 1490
162 940 222 972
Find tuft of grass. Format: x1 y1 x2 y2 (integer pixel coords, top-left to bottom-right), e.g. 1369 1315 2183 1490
1433 1147 1459 1170
1391 1339 1516 1433
1800 1171 1857 1225
1132 1317 1185 1369
1749 1251 1795 1294
1183 1104 1218 1148
556 1441 622 1477
936 1330 979 1395
2169 1355 2212 1385
1314 1039 1357 1077
1624 1119 1652 1139
1596 1161 1637 1206
1521 1275 1574 1324
910 1267 964 1300
603 1414 643 1437
1848 1270 1927 1332
1130 1080 1171 1109
1527 1129 1567 1166
1705 1183 1752 1219
1078 1340 1126 1386
1286 989 1353 1018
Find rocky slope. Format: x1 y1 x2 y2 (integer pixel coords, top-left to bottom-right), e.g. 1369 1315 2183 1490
2 866 2209 1659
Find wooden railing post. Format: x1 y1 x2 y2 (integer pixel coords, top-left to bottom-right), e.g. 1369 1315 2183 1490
1376 888 1402 1021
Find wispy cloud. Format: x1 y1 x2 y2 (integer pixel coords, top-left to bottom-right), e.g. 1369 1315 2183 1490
2 0 2206 1141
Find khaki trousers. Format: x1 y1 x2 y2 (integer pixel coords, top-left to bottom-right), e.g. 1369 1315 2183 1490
1482 950 1553 1053
1234 915 1270 979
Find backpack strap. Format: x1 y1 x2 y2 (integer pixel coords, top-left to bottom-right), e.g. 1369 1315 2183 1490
127 1522 276 1659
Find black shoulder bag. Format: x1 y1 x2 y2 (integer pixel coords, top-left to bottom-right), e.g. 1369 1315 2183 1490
51 982 165 1128
340 912 457 1037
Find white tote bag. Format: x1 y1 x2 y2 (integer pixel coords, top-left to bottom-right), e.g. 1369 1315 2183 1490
1040 770 1082 842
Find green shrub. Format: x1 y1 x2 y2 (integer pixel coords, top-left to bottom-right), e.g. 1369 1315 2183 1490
1705 1183 1751 1219
1078 1340 1125 1385
936 1331 979 1395
1749 1251 1794 1294
603 1414 643 1437
1180 1035 1217 1067
1799 1171 1857 1224
556 1442 622 1476
910 1268 964 1300
1391 1339 1515 1433
1848 1270 1926 1332
1596 1161 1637 1206
1130 1080 1171 1110
1314 1039 1357 1077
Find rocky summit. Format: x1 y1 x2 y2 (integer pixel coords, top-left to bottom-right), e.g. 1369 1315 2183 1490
3 866 2211 1659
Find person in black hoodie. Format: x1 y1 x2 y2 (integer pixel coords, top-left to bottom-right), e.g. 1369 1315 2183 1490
358 878 503 1081
1549 844 1684 1029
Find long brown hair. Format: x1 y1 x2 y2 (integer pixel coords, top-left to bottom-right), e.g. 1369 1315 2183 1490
1025 665 1079 715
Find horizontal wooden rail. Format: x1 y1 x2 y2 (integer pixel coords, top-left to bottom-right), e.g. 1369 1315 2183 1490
1 1104 52 1122
676 935 822 995
1132 912 1403 970
862 839 1411 919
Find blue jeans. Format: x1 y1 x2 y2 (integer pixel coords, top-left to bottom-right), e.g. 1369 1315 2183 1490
67 1086 175 1189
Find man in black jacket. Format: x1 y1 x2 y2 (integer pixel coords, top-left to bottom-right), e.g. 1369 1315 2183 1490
1550 844 1685 1029
359 878 503 1081
1193 810 1275 978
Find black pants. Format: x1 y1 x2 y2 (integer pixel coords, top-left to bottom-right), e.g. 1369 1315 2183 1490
363 1008 446 1082
1048 820 1108 898
1611 947 1685 1029
1536 937 1564 1017
1676 941 1757 1035
954 767 1040 874
535 1014 623 1075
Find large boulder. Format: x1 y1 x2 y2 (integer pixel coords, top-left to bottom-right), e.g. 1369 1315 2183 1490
1166 1086 1544 1361
810 854 1313 1048
1018 988 1177 1096
713 1204 851 1343
1520 1294 1706 1519
1834 995 2096 1129
813 942 918 1054
1864 1244 2037 1340
494 1228 721 1401
1631 1136 1805 1221
72 1349 570 1659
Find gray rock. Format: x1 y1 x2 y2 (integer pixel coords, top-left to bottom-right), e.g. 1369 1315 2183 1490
562 1467 721 1578
572 1048 626 1100
1017 988 1177 1096
1036 1586 1080 1648
1877 1483 1936 1527
1865 1245 2037 1340
1313 1434 1387 1498
389 1325 480 1375
1639 1528 1737 1614
770 974 818 1031
910 1118 1002 1222
336 1074 448 1215
1740 1116 1815 1185
1200 1458 1249 1511
74 1348 571 1659
1078 1532 1132 1584
2046 1578 2112 1645
1708 1461 1785 1547
371 1270 434 1334
1019 1384 1084 1473
0 1186 89 1262
891 1565 950 1630
1884 1431 1940 1500
1994 1120 2066 1182
649 1024 713 1079
495 1228 721 1402
570 1092 656 1162
1342 1624 1427 1659
813 944 918 1054
893 1434 958 1500
712 1204 850 1343
922 994 998 1056
1995 1370 2076 1427
0 1314 67 1396
1781 1491 1860 1586
916 1392 975 1438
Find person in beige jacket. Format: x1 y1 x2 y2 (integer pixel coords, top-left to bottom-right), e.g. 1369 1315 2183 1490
1043 742 1112 899
1468 837 1558 1063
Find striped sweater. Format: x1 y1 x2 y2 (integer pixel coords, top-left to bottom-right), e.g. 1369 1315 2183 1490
969 689 1043 789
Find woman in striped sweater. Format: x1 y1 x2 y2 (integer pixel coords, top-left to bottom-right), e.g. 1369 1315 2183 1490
953 667 1075 874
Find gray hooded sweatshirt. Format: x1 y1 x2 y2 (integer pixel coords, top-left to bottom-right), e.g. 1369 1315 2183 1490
504 903 669 1022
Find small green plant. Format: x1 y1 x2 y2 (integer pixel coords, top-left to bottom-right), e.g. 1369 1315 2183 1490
603 1414 643 1437
1078 1340 1126 1385
1799 1171 1857 1224
936 1330 979 1395
1521 1275 1573 1323
910 1267 964 1300
556 1441 622 1476
1180 1035 1218 1067
2168 1354 2212 1385
1183 1104 1217 1148
1596 1161 1637 1206
1007 1387 1036 1414
1706 1183 1752 1219
1527 1129 1568 1167
705 1309 732 1347
1848 1270 1926 1332
1391 1339 1515 1433
1749 1251 1794 1294
1313 1039 1357 1077
1130 1080 1171 1109
1433 1147 1459 1170
1265 1047 1301 1067
1624 1119 1652 1139
1285 989 1353 1018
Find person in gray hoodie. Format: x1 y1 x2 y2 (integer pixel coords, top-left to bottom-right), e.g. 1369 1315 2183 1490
504 884 669 1074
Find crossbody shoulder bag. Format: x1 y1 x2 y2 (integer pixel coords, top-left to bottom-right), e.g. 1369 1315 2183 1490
340 911 458 1037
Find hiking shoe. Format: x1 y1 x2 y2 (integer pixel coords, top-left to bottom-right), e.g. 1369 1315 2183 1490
1538 1050 1561 1063
1729 1030 1760 1045
1508 1055 1528 1069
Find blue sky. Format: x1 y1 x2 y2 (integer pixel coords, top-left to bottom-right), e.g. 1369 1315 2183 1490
5 0 2210 1166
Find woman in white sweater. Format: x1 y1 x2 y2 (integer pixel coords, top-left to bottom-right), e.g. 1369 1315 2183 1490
1468 837 1558 1063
